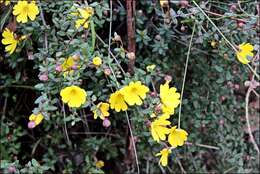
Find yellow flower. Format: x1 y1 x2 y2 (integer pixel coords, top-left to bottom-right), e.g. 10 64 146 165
159 0 169 7
168 126 188 147
210 40 217 48
109 90 128 112
28 113 44 128
160 81 180 115
120 81 149 106
150 116 171 142
95 160 104 168
75 7 94 29
236 43 254 64
0 0 11 5
93 102 110 120
146 64 156 72
61 56 79 77
1 28 19 55
156 148 171 166
60 86 87 108
13 0 39 23
93 56 102 66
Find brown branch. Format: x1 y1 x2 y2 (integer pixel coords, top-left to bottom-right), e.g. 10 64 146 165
126 0 136 74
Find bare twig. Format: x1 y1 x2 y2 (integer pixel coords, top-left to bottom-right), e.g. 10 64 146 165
126 0 136 74
245 70 260 155
125 111 140 174
185 141 220 150
62 104 71 146
178 23 196 129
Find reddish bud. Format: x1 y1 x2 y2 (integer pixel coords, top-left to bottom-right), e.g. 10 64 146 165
39 74 48 82
28 121 36 129
180 0 189 8
181 25 186 32
150 91 157 97
237 21 244 28
164 75 172 82
230 4 237 12
102 118 111 128
8 166 16 173
55 65 62 72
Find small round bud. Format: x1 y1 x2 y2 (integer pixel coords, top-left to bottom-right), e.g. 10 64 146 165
219 119 224 125
230 4 237 12
55 65 62 72
113 34 121 42
39 74 48 82
102 118 111 128
93 56 102 66
155 104 162 113
234 84 239 90
155 34 161 41
180 25 186 32
150 91 157 97
8 166 16 173
164 75 172 82
223 53 228 60
28 121 36 129
145 120 152 128
72 54 80 61
180 0 189 8
104 68 111 76
127 52 135 60
237 21 244 28
160 0 169 7
103 10 108 16
71 64 78 70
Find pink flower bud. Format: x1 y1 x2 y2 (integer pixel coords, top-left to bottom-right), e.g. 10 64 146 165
180 0 188 8
39 74 48 81
237 21 244 28
150 91 157 97
219 119 224 125
102 118 111 128
71 64 78 70
8 166 16 173
164 75 172 82
55 65 62 72
181 25 186 32
28 121 36 129
230 4 237 12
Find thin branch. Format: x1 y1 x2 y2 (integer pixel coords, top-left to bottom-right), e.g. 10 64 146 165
178 23 196 129
245 72 260 155
62 103 71 146
125 111 140 174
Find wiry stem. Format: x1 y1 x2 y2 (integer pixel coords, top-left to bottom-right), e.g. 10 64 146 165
178 23 196 129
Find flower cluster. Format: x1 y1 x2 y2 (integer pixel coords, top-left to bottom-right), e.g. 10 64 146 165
74 7 94 29
109 81 149 112
150 81 188 166
1 0 39 54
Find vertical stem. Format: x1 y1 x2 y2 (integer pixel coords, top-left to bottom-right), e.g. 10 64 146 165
178 24 196 129
125 111 140 174
126 0 136 74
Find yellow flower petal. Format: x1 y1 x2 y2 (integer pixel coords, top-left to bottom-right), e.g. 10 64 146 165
13 1 39 23
121 81 149 106
109 90 128 112
156 148 171 166
60 86 87 108
168 126 188 147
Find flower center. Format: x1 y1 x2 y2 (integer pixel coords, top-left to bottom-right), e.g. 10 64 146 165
131 87 138 93
22 5 29 13
70 89 77 95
